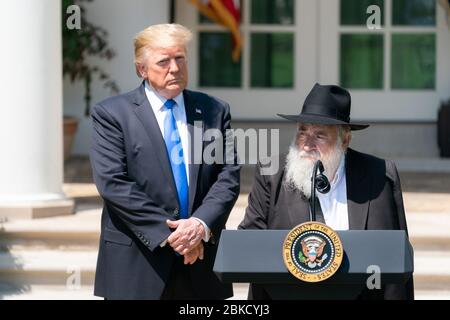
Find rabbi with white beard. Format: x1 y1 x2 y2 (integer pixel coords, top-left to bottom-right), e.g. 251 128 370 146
238 83 414 300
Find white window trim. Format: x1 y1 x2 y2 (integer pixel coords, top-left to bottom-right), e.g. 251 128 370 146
176 0 450 121
187 0 298 90
320 0 450 121
338 0 438 91
176 0 319 120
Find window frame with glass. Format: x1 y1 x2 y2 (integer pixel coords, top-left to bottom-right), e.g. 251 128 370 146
318 0 448 121
195 0 297 90
339 0 437 91
176 0 450 121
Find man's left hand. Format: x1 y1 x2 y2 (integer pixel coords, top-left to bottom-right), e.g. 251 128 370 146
183 242 204 265
166 218 206 255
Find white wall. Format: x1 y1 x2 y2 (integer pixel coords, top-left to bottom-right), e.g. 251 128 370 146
63 0 169 155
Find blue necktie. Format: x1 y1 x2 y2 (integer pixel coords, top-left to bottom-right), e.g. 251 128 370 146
163 99 189 219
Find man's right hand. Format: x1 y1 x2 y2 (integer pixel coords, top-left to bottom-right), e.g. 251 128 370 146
183 241 204 265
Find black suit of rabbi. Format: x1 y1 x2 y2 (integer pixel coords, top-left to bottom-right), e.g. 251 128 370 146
239 83 414 300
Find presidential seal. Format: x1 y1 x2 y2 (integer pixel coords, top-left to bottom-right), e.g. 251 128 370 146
283 222 343 282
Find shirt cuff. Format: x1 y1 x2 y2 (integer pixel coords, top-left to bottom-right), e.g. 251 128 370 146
193 217 211 242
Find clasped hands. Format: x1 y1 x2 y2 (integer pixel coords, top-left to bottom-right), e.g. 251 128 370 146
166 218 205 265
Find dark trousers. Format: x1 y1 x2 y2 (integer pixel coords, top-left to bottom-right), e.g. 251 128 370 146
160 256 198 300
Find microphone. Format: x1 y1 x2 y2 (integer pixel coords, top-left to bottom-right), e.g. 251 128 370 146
315 161 331 194
310 160 331 221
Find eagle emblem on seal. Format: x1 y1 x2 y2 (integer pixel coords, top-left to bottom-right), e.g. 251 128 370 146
300 235 329 268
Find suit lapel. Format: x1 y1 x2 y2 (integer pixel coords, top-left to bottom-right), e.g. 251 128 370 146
183 90 203 214
132 83 178 202
345 149 370 230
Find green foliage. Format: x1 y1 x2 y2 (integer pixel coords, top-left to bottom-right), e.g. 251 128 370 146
298 251 306 264
62 0 119 116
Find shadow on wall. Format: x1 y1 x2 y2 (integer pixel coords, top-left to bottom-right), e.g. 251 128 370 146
0 224 30 300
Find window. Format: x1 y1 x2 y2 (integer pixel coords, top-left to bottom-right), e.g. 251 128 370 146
340 34 384 89
250 33 294 88
391 33 435 89
251 0 294 24
339 0 436 90
341 0 385 26
392 0 436 26
199 32 241 87
198 0 295 89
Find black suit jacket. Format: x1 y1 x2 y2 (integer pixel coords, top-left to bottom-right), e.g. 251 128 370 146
239 148 414 300
90 82 240 299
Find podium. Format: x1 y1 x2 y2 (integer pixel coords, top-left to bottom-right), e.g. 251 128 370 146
213 230 414 299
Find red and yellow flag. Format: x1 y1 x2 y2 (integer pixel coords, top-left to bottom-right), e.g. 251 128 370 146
188 0 242 62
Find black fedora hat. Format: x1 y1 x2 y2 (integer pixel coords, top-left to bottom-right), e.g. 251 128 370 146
277 83 369 131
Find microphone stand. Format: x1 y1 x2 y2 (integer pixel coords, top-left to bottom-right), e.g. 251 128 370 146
309 160 331 222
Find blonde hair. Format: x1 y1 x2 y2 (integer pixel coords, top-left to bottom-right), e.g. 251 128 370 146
134 24 193 77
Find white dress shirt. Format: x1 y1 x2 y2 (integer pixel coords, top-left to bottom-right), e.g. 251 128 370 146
144 81 190 181
316 156 349 230
144 82 210 242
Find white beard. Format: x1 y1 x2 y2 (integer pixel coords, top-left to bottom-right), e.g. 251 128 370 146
284 139 345 198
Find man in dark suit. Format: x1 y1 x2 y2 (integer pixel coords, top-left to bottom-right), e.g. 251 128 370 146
90 24 240 300
239 83 414 300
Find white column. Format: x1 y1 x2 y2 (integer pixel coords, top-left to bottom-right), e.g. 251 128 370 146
0 0 73 220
